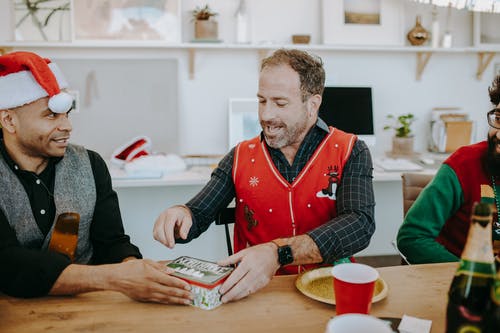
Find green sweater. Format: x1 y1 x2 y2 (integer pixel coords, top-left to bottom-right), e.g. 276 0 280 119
397 164 463 264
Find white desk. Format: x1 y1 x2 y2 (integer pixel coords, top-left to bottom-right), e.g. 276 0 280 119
111 165 438 262
110 166 213 188
110 165 437 187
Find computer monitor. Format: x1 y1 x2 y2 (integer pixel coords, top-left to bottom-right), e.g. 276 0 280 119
318 87 375 146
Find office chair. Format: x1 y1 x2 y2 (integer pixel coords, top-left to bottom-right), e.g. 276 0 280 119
215 207 236 256
397 172 434 265
401 172 434 216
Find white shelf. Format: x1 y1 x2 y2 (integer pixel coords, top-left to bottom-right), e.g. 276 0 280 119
2 40 500 52
1 41 497 80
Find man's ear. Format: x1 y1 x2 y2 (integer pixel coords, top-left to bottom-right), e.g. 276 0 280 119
0 109 16 133
307 94 322 117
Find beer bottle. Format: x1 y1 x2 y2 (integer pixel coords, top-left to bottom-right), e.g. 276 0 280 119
446 202 496 333
487 272 500 332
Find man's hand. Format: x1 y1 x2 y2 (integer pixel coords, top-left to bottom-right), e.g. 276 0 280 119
153 205 192 248
50 259 193 305
109 259 193 305
217 243 280 303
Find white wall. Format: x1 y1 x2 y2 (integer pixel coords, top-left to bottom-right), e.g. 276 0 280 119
1 0 497 158
1 0 500 259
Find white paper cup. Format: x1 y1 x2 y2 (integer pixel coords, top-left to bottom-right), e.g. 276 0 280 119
325 314 393 333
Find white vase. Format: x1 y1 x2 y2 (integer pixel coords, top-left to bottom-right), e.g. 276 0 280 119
235 0 250 43
442 32 453 48
431 7 440 48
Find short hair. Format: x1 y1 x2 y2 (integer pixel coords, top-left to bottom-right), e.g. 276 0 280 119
489 75 500 106
260 49 325 102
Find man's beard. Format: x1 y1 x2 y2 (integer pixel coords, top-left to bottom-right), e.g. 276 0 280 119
262 120 306 149
486 135 500 176
261 114 308 149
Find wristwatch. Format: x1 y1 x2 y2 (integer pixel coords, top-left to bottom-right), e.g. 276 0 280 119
272 239 294 266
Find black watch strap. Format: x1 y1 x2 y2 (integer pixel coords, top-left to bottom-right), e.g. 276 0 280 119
272 239 294 266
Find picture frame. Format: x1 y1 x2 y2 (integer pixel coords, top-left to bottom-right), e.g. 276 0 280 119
13 0 72 42
228 98 260 150
322 0 404 46
72 0 181 42
67 89 80 113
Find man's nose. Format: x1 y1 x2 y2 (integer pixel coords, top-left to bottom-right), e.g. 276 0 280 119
57 115 72 132
259 103 275 121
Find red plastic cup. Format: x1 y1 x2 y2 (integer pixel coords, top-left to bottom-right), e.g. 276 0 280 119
331 263 379 315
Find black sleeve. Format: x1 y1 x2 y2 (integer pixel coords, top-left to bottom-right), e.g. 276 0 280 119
181 148 236 243
307 140 376 263
0 208 71 297
87 150 142 264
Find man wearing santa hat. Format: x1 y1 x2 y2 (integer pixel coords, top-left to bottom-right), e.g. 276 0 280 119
0 51 192 304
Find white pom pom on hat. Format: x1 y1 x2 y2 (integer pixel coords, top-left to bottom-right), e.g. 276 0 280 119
48 91 73 114
0 51 73 113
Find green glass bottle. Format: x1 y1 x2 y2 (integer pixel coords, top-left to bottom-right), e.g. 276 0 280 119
446 202 496 333
486 262 500 332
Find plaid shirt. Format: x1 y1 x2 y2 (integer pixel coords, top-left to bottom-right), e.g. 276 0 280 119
184 119 375 263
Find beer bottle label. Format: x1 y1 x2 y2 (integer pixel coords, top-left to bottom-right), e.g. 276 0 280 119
456 325 482 333
456 260 496 279
493 278 500 306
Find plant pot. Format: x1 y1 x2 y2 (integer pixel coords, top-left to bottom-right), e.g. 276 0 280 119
391 136 414 156
194 20 218 40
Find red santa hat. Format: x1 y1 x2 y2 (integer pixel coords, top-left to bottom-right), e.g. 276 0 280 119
0 51 73 113
111 136 152 167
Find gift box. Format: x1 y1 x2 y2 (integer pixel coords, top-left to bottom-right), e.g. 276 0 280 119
166 256 233 310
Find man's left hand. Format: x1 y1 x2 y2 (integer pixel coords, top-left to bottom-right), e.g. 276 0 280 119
217 242 280 303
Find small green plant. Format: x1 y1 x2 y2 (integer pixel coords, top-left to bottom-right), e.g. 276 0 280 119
14 0 70 41
192 4 218 21
383 113 415 138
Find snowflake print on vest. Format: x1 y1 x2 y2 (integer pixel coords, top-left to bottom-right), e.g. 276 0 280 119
316 165 339 200
244 205 258 230
249 176 259 187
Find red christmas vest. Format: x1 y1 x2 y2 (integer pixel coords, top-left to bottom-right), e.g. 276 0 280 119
232 127 356 274
436 141 495 257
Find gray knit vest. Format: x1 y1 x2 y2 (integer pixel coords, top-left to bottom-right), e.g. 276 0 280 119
0 144 96 264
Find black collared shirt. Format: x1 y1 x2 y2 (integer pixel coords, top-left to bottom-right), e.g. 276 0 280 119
183 118 376 264
0 140 142 297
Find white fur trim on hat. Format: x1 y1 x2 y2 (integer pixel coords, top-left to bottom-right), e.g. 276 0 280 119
0 63 69 110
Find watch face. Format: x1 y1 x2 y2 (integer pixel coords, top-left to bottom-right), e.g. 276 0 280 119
278 245 293 265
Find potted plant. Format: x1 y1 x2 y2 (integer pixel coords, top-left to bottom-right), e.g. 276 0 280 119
192 4 218 41
384 113 416 156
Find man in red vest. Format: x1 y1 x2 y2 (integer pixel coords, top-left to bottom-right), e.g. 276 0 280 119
397 75 500 263
154 49 375 303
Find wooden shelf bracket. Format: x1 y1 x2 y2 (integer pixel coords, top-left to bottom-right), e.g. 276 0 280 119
258 49 271 63
0 47 13 55
188 48 195 80
416 51 433 81
476 52 495 80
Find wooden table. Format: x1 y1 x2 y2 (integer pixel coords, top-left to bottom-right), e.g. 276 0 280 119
0 263 456 333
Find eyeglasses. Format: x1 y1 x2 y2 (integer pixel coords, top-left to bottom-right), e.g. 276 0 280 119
487 109 500 129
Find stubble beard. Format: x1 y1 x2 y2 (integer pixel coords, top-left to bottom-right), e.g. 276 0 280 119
262 118 308 149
